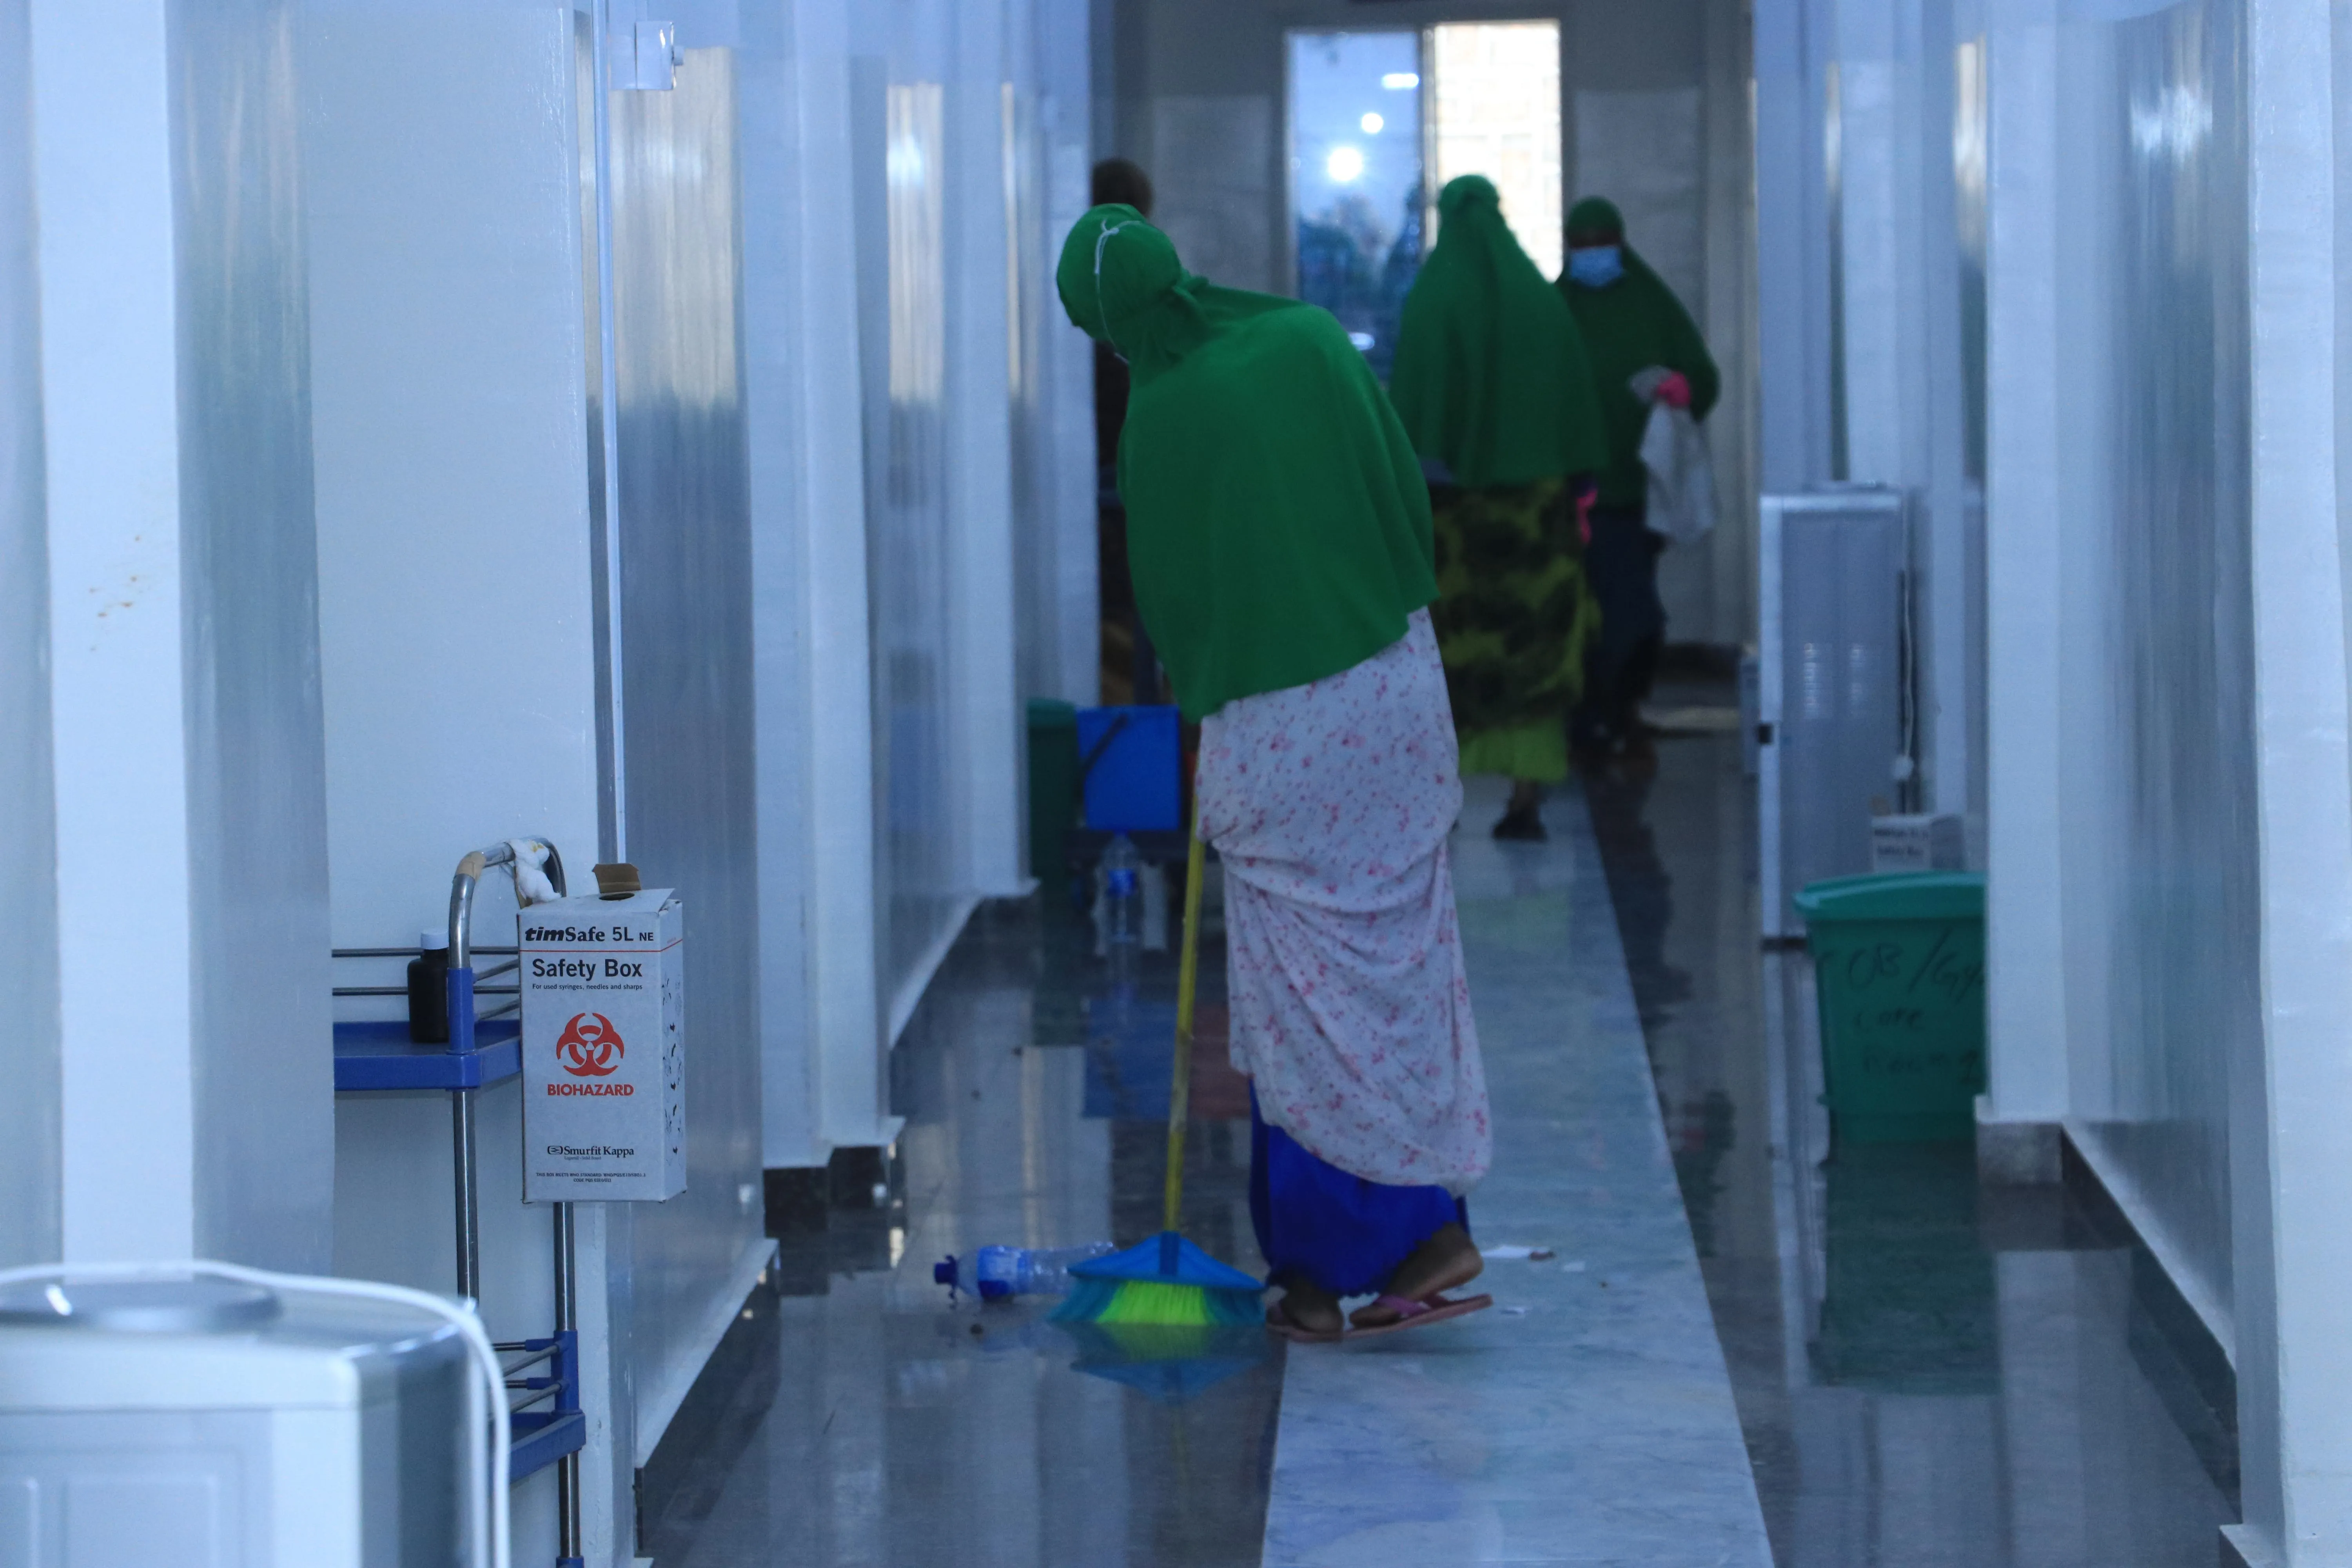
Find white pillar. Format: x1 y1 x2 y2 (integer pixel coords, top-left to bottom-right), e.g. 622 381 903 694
1039 0 1101 707
947 0 1029 900
1976 0 2069 1177
1754 0 1835 493
0 0 60 1271
31 0 333 1270
762 0 893 1158
2229 3 2352 1560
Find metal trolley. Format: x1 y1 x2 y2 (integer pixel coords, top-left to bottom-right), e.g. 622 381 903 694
332 840 586 1568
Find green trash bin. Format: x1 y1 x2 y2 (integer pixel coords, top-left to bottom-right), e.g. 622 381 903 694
1795 871 1986 1143
1027 699 1080 902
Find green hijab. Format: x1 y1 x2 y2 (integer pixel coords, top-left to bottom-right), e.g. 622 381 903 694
1560 196 1721 506
1056 205 1437 721
1387 176 1606 488
1565 196 1685 303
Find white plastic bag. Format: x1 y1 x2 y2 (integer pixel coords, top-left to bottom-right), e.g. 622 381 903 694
1629 367 1719 546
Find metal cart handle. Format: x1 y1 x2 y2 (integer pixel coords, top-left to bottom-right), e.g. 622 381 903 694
448 839 568 969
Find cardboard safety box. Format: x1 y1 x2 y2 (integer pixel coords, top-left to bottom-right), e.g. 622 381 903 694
519 891 686 1202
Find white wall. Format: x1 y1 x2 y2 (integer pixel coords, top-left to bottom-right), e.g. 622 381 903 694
1976 0 2254 1353
1922 0 2352 1555
2232 0 2352 1557
603 40 775 1470
0 0 58 1272
738 0 1095 1174
303 9 772 1560
303 11 598 1548
23 0 335 1272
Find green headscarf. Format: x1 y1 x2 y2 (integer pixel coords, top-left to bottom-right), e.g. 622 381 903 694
1056 205 1438 721
1564 196 1684 303
1559 196 1721 507
1387 177 1606 488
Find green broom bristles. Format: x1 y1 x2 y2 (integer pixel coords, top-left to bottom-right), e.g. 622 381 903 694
1056 1274 1263 1327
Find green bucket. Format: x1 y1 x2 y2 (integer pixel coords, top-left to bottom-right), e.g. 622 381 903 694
1027 699 1080 901
1795 871 1986 1143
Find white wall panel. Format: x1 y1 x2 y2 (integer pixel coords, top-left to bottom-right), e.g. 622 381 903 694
301 11 596 1556
2051 0 2252 1350
34 0 333 1271
605 45 772 1461
740 0 831 1169
2231 0 2352 1553
0 0 59 1270
944 5 1025 903
851 19 976 1044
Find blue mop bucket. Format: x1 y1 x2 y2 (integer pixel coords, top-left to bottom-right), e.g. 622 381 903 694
1074 706 1181 832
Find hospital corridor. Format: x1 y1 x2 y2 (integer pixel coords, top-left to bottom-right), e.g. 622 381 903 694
0 2 2339 1566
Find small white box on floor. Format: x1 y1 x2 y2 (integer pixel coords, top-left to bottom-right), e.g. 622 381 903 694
520 891 686 1201
1870 813 1965 873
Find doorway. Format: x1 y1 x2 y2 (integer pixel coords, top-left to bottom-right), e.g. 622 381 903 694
1286 21 1563 377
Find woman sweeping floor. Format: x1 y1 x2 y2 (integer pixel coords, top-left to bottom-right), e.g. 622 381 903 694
1056 204 1491 1340
1388 176 1608 841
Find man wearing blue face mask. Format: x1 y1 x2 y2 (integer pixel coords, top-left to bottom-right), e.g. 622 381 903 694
1558 196 1720 759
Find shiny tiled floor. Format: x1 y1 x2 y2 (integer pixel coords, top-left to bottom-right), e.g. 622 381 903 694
1583 678 2236 1566
639 677 2237 1566
1262 775 1766 1566
642 900 1282 1568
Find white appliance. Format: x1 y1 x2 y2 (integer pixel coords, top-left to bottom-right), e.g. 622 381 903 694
0 1276 472 1567
1758 487 1912 937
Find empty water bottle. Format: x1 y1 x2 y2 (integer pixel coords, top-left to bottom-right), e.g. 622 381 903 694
1103 834 1142 975
933 1243 1116 1302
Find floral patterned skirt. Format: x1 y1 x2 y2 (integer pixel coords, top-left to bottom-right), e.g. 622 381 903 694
1196 609 1492 1196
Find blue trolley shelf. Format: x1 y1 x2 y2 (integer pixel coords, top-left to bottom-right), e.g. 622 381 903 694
332 838 587 1565
332 1019 521 1091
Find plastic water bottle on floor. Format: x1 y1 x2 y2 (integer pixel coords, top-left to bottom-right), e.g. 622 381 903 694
933 1243 1116 1302
1103 834 1142 979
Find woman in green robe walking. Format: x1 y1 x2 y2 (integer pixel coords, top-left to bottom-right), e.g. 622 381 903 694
1387 176 1608 840
1557 196 1720 756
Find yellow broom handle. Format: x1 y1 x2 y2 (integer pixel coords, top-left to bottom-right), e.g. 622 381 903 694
1162 816 1209 1235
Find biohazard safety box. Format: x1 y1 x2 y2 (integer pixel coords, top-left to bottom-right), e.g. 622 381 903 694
519 890 686 1201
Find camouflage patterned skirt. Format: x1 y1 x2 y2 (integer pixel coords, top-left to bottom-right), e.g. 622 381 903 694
1428 479 1599 784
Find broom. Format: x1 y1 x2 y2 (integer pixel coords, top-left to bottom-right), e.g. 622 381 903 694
1053 823 1263 1327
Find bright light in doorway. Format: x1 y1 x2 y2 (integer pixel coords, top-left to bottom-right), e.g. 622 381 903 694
1381 72 1419 90
1327 145 1365 182
1360 112 1385 134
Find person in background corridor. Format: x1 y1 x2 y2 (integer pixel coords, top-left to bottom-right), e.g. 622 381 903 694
1388 175 1607 842
1091 157 1157 703
1558 196 1720 759
1056 204 1492 1341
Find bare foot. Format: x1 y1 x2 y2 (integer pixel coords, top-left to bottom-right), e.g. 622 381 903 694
1268 1277 1344 1338
1350 1224 1483 1328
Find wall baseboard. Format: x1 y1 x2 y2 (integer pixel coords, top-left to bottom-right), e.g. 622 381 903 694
1975 1099 2062 1184
2220 1523 2277 1567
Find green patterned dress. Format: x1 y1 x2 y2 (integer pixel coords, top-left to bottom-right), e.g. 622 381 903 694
1428 479 1597 783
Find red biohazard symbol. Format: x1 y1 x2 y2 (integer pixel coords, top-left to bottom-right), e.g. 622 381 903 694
555 1012 625 1077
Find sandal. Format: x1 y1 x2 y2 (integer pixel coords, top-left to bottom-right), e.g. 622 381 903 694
1345 1289 1494 1339
1265 1297 1345 1345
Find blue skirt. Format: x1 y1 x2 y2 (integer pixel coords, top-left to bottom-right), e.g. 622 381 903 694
1249 1088 1468 1298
